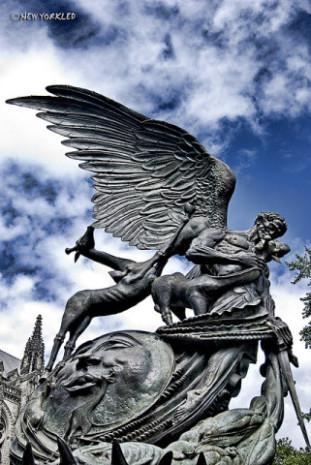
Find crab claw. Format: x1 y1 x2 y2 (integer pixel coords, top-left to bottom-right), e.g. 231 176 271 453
57 436 77 465
158 451 173 465
197 452 207 465
111 440 129 465
22 443 35 465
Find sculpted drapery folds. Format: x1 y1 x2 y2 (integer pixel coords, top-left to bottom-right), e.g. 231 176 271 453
6 86 309 465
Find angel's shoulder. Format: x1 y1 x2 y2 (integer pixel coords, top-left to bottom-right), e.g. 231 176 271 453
194 224 226 246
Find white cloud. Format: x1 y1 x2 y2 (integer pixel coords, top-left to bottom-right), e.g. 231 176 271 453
1 0 310 169
1 46 80 176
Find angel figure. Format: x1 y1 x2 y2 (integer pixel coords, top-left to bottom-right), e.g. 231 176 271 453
6 85 251 368
8 86 311 457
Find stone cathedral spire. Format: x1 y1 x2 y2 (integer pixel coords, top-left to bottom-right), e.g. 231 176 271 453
0 315 45 464
20 315 45 375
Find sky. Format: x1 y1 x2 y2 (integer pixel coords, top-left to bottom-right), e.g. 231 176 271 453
0 0 310 449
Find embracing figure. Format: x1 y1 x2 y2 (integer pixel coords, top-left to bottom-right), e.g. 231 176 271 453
152 211 290 324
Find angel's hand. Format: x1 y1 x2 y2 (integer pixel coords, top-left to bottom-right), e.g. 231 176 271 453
123 262 145 281
121 262 149 284
124 262 138 273
236 252 266 270
124 255 162 281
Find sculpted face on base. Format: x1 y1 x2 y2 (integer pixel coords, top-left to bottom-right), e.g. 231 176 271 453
22 331 174 447
58 333 152 395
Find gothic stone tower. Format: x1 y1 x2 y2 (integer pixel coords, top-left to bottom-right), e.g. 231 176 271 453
0 315 45 465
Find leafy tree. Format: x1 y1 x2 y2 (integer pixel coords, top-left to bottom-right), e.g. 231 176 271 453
287 247 311 348
286 248 311 459
273 438 311 465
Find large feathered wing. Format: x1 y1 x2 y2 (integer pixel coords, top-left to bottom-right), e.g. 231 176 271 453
7 85 235 250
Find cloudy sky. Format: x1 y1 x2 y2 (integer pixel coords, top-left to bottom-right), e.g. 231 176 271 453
0 0 310 448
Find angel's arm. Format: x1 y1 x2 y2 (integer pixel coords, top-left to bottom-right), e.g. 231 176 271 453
187 231 264 269
156 216 221 257
187 244 244 264
185 228 228 263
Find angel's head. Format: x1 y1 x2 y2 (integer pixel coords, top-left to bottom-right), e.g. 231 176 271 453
250 212 287 249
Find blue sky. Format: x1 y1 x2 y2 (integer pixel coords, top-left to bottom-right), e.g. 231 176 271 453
0 0 310 447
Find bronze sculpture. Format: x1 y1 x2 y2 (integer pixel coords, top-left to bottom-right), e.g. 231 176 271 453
46 211 193 371
6 86 310 465
152 211 289 324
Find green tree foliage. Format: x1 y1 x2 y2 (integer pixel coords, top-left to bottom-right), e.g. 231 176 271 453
273 438 311 464
287 247 311 348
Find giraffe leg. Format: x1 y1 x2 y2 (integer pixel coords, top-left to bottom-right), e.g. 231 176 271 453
46 332 66 371
63 316 91 360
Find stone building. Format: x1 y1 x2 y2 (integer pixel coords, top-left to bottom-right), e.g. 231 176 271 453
0 315 44 465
